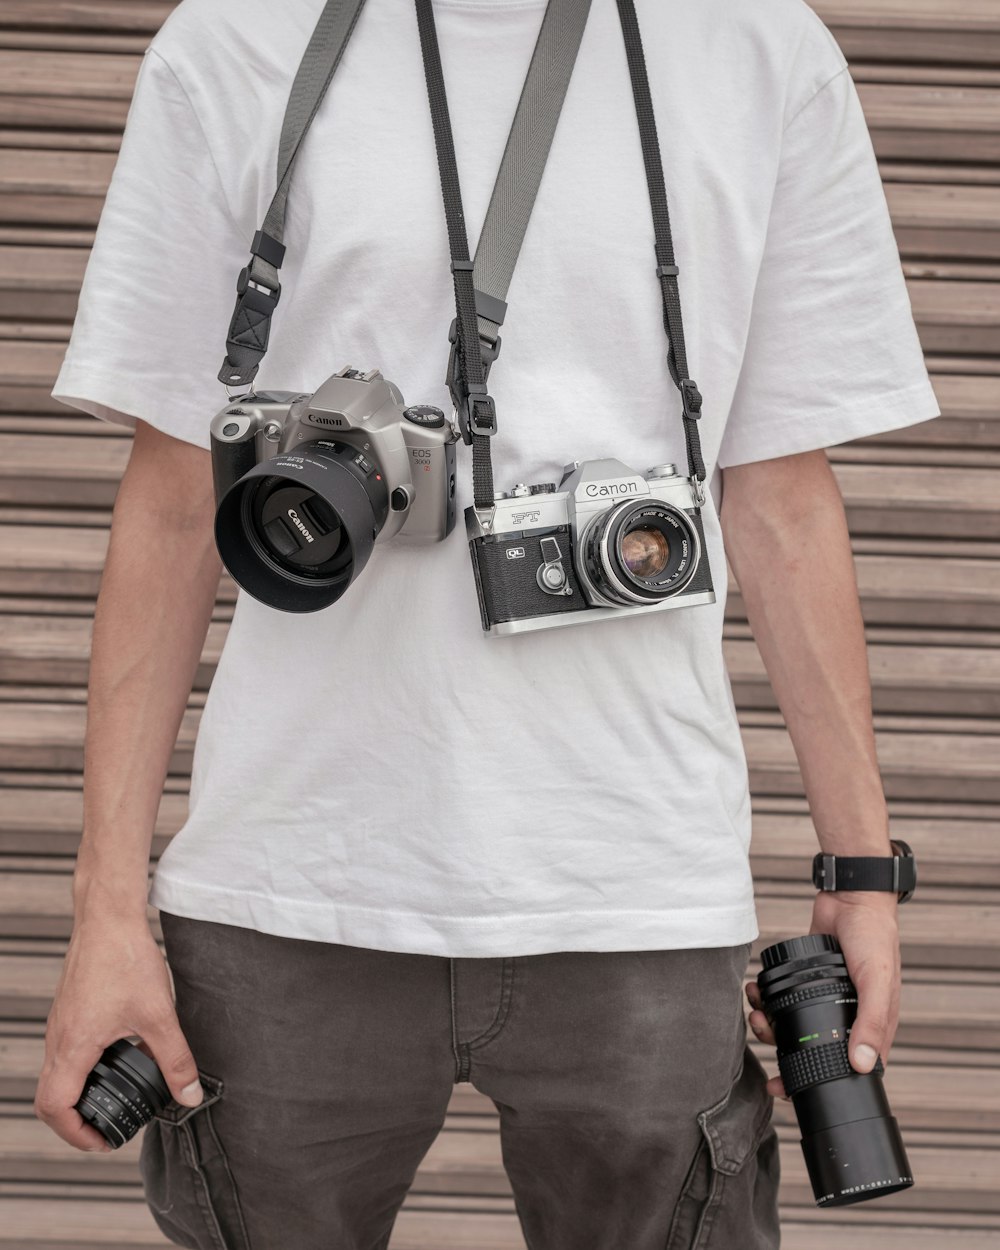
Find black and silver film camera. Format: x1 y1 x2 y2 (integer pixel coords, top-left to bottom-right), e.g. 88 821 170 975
210 366 459 611
468 458 715 636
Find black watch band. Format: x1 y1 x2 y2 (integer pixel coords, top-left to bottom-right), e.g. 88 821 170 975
812 838 917 903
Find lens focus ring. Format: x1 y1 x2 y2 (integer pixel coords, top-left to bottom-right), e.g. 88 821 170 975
779 1038 884 1098
766 978 854 1016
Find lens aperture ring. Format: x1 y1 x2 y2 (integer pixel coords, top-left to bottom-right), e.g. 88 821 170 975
765 978 854 1016
779 1038 884 1099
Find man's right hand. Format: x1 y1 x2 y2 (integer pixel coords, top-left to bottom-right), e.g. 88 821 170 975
34 910 204 1153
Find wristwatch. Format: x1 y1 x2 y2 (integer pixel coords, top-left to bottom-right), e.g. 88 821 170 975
812 838 917 904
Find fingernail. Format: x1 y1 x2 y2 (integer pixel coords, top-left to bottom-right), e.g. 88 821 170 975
854 1043 878 1072
88 1143 111 1152
180 1080 204 1106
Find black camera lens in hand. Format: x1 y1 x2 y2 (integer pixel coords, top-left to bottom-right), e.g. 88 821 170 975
757 934 914 1207
74 1038 170 1149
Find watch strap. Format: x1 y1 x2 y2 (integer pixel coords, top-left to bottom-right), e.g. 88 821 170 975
813 839 916 902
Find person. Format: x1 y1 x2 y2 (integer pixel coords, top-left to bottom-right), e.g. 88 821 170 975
35 0 939 1246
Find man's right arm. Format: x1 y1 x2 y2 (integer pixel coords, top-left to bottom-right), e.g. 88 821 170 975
34 420 223 1151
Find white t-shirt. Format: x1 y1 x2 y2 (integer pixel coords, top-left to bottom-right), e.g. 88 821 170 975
54 0 940 957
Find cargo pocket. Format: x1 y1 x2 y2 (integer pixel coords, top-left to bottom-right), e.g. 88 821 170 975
138 1070 252 1250
665 1044 780 1250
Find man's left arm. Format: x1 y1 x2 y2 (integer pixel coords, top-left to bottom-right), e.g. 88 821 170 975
719 446 900 1100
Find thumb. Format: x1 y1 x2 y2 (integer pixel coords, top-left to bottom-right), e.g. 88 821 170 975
848 956 892 1075
139 1011 204 1107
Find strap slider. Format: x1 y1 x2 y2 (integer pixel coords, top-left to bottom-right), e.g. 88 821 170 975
251 228 286 270
679 378 703 418
467 384 498 438
656 263 679 278
446 317 502 444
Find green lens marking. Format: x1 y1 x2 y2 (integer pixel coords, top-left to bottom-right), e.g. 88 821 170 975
798 1032 820 1043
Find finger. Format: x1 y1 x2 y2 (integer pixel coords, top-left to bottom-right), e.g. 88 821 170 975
139 1008 204 1107
848 952 896 1074
747 1008 776 1047
765 1073 790 1101
34 1050 113 1153
745 980 762 1011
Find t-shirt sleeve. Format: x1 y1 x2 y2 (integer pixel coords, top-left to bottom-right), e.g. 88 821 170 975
716 64 941 469
51 47 247 451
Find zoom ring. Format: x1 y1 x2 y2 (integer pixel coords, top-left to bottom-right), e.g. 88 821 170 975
779 1039 884 1098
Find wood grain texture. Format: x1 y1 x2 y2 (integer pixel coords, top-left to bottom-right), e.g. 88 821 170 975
0 0 997 1245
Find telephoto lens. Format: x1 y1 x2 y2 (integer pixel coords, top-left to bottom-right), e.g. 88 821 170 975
757 934 914 1206
74 1038 170 1149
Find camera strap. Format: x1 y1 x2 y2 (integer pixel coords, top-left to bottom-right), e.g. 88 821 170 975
417 0 707 513
218 0 369 388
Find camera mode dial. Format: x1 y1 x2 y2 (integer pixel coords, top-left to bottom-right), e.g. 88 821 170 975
403 405 446 428
647 463 679 478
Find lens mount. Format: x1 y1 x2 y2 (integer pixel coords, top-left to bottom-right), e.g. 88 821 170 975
582 498 701 606
214 440 389 613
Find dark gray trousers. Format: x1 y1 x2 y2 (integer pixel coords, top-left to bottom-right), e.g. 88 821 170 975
141 911 780 1250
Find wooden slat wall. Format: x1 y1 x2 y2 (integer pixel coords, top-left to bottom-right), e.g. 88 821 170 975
1 2 998 1247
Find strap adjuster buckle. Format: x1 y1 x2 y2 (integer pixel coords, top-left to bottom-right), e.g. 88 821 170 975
679 378 703 419
446 317 501 444
467 384 497 438
236 259 281 308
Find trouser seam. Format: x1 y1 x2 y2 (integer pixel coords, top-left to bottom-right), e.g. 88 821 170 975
465 956 516 1050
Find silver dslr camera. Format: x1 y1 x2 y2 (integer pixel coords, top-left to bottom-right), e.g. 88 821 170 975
467 459 715 636
210 366 459 611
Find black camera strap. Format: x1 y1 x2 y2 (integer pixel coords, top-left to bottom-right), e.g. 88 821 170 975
219 0 369 388
417 0 707 512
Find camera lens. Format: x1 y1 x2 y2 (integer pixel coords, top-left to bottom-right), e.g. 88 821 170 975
757 933 914 1206
253 480 352 574
214 440 389 612
75 1038 170 1150
620 526 671 578
583 500 700 606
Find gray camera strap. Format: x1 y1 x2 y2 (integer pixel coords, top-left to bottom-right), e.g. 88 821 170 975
218 0 580 394
419 0 707 512
219 0 369 388
416 0 593 510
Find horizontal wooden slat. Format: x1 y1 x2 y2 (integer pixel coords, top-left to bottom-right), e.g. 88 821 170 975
743 722 1000 804
814 0 1000 66
2 434 996 539
0 3 174 35
1 868 997 969
1 792 994 889
0 786 181 856
1 527 994 627
725 638 1000 718
0 700 996 801
0 1192 992 1250
886 185 1000 262
5 617 998 721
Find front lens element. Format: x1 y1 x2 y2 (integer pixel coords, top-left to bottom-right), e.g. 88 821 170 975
620 525 671 578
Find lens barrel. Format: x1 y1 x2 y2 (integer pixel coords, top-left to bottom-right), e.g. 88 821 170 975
758 933 913 1206
583 499 700 606
75 1038 171 1149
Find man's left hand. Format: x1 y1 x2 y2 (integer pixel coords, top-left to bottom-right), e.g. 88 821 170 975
745 891 901 1100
